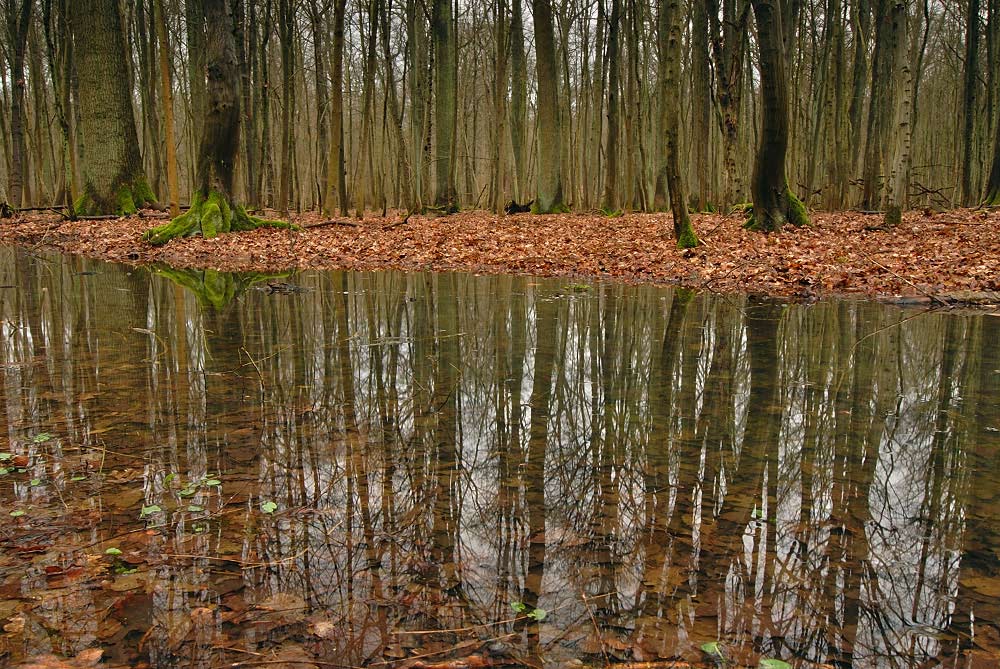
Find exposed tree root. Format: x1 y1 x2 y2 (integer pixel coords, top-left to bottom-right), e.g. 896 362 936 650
142 190 298 246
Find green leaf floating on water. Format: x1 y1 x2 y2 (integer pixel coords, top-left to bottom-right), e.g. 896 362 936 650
29 478 41 486
700 641 724 657
0 453 12 461
140 504 162 517
527 608 547 621
187 505 204 513
203 479 221 486
511 601 527 613
758 660 791 669
261 501 278 514
179 488 196 497
105 547 123 556
32 433 53 444
9 510 25 517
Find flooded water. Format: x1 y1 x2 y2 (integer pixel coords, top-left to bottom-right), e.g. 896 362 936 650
0 248 998 669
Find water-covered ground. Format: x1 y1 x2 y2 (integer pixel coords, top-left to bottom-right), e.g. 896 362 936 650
0 248 998 668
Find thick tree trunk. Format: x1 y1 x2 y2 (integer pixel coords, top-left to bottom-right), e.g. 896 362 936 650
657 0 698 247
432 0 458 210
144 0 293 245
186 0 207 157
748 0 809 231
70 0 155 215
531 0 565 212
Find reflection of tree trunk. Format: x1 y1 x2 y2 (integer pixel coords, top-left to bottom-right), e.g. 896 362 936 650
430 277 461 594
496 279 528 612
638 291 691 620
519 292 555 633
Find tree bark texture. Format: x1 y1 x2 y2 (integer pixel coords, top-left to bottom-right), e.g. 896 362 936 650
70 0 154 215
657 0 698 247
748 0 809 231
530 0 564 212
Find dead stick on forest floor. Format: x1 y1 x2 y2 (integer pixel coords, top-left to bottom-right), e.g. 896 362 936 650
303 219 360 229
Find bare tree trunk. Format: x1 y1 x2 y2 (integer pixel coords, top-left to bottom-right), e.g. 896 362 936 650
531 0 565 212
690 0 712 210
432 0 457 210
42 0 79 206
961 0 981 205
848 0 871 177
154 0 179 216
5 0 32 207
861 0 894 210
276 0 295 213
324 0 349 215
658 0 698 247
600 0 621 212
884 0 912 226
308 0 330 204
186 0 206 158
748 0 809 231
509 0 528 203
70 0 155 214
490 0 509 212
709 0 749 208
379 0 415 211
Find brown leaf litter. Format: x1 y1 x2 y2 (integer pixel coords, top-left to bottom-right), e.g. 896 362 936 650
1 207 998 303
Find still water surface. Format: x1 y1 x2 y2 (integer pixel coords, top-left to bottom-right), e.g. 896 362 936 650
0 249 998 668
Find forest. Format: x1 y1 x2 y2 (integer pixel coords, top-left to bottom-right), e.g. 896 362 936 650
1 0 998 247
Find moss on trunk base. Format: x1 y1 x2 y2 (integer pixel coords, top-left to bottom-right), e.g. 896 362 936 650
745 186 810 232
675 223 700 249
985 186 1000 207
142 191 298 246
75 178 156 216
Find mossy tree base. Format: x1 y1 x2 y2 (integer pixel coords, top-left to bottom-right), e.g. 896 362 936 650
75 178 156 217
985 186 1000 207
675 224 699 249
745 187 809 232
143 191 298 246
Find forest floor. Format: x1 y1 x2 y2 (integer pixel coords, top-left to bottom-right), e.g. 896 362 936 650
1 206 999 303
